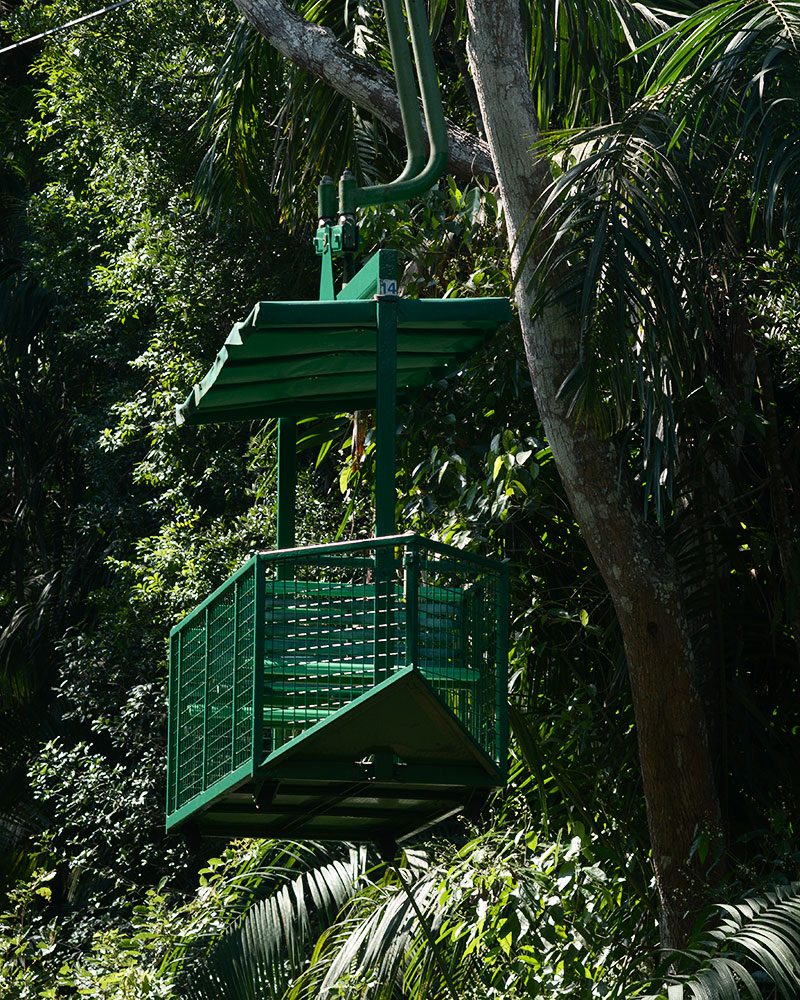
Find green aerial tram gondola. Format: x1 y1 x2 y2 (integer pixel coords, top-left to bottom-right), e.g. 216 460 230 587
166 0 512 846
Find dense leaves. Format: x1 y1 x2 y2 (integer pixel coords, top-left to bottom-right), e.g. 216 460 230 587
0 0 798 996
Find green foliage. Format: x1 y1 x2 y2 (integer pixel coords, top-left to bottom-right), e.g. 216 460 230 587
35 839 361 999
283 803 654 1000
655 883 800 1000
184 850 369 1000
0 274 89 705
0 0 799 995
0 0 317 981
526 0 800 848
530 0 800 513
196 2 412 229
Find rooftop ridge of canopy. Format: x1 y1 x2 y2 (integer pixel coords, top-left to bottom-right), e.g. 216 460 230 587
176 295 513 426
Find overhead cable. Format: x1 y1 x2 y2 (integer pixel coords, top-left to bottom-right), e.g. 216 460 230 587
0 0 135 56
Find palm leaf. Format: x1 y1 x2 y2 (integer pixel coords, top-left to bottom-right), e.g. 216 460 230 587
292 833 582 1000
653 883 800 1000
528 104 715 517
522 0 674 131
183 848 369 1000
194 2 407 231
193 19 282 230
639 1 800 244
527 1 800 519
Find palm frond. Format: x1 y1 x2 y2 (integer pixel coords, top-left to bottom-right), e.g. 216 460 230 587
523 0 676 131
183 848 369 1000
527 1 800 518
639 1 800 246
318 870 450 1000
528 104 715 516
654 883 800 1000
193 19 281 230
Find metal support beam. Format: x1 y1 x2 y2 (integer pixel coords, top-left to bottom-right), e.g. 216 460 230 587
337 248 398 301
375 297 398 538
318 236 336 300
374 296 397 684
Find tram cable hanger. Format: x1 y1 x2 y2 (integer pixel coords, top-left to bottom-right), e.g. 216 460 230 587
167 0 513 848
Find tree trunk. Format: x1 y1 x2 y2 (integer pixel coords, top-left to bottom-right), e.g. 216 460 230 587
754 344 800 662
231 0 495 182
463 0 721 949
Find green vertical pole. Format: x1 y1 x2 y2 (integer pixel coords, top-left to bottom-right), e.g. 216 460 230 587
339 169 358 283
374 297 397 684
318 173 336 221
202 606 210 791
375 297 397 538
277 417 296 582
317 175 336 300
319 240 335 300
404 546 419 670
353 0 448 210
231 578 239 772
252 557 265 768
383 0 426 184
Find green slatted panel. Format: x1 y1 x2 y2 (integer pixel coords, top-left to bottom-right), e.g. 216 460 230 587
254 536 504 766
175 617 206 805
167 631 180 815
206 591 235 787
262 580 381 752
233 573 256 769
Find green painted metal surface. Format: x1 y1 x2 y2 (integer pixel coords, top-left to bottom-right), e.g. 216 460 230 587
166 534 508 840
175 296 512 426
336 248 398 301
183 669 501 841
382 0 426 186
375 296 398 537
349 0 448 210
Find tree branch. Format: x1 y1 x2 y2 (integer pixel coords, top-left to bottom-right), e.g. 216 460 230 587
229 0 495 183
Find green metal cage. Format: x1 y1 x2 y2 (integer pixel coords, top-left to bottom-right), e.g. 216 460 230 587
166 533 509 840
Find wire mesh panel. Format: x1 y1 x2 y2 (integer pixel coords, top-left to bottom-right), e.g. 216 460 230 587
263 580 378 752
167 559 257 817
411 547 505 767
166 534 508 828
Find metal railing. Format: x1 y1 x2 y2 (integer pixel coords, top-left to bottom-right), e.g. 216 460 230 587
166 534 508 823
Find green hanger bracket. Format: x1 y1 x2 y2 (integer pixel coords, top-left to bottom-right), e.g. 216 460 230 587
313 0 449 293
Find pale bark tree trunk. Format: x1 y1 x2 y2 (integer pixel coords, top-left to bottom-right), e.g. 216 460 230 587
463 0 721 948
230 0 723 948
